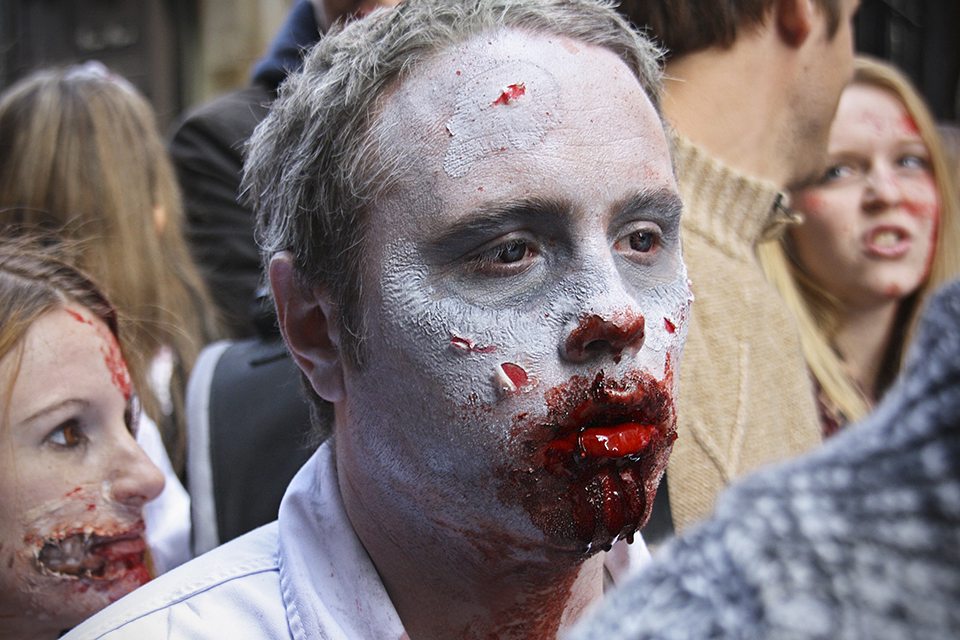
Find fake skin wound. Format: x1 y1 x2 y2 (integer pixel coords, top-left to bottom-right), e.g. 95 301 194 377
0 305 163 638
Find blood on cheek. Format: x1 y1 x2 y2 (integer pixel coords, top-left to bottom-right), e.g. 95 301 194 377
902 176 940 221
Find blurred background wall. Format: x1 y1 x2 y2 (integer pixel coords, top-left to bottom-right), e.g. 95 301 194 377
0 0 957 135
0 0 294 131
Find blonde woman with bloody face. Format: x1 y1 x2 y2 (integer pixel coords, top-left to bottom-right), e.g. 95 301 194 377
0 242 164 640
760 57 960 435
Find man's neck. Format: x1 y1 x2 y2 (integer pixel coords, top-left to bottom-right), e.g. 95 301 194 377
384 547 606 640
341 473 607 640
662 33 797 189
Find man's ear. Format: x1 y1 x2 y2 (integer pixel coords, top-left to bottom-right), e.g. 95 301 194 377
270 252 346 403
776 0 814 47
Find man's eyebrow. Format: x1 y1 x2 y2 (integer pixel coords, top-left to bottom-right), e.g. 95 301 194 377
426 197 569 257
615 189 684 224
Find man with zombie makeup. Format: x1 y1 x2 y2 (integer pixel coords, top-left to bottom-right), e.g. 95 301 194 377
616 0 862 538
66 1 691 639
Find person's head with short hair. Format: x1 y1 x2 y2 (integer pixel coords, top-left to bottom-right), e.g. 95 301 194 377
618 0 842 57
247 0 690 635
0 237 165 640
0 62 222 473
618 0 861 189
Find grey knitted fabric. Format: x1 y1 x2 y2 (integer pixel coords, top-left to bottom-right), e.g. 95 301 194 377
571 279 960 640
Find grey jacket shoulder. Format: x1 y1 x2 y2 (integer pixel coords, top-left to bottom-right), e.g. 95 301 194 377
570 279 960 640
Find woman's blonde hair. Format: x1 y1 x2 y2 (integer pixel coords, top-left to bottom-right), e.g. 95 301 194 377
759 56 960 424
0 65 221 474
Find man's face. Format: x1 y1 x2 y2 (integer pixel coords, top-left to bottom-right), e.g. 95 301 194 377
788 0 861 187
335 30 690 558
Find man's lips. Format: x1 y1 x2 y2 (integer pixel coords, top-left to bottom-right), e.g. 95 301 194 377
542 371 674 470
502 370 677 550
579 422 658 458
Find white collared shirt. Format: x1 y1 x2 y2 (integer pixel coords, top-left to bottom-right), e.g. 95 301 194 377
66 442 650 639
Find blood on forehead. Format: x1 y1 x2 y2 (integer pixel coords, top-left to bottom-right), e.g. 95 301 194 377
64 308 132 401
443 60 562 178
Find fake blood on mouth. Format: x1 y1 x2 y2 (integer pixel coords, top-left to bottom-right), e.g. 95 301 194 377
36 528 151 592
578 422 657 458
498 371 676 551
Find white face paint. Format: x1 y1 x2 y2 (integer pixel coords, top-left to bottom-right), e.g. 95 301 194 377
336 30 690 560
444 60 562 178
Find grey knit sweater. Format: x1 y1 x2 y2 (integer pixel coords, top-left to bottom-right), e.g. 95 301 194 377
570 279 960 639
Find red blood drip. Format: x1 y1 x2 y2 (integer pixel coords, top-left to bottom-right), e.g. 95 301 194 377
450 336 497 354
501 362 528 388
100 333 132 401
664 318 676 334
492 83 526 106
579 423 657 458
899 113 920 135
601 470 626 535
65 309 93 325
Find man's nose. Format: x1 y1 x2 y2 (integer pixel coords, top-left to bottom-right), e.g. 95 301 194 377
561 310 645 364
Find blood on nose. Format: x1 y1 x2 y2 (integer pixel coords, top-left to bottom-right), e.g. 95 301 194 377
563 312 645 364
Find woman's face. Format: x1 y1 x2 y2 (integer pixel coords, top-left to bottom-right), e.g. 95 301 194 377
0 304 164 638
790 83 939 311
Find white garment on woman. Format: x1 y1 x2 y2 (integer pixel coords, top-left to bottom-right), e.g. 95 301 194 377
136 414 192 575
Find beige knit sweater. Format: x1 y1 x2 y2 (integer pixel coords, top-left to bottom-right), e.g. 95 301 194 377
668 135 822 531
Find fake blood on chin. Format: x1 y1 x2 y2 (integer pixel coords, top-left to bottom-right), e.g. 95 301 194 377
498 370 676 553
31 522 152 595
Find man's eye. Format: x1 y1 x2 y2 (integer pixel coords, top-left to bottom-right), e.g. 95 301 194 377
495 239 529 263
469 237 538 275
629 230 657 253
48 419 85 447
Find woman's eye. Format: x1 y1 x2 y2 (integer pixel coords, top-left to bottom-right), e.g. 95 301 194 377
629 230 657 253
899 154 929 171
48 419 85 447
821 163 856 182
124 403 140 437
